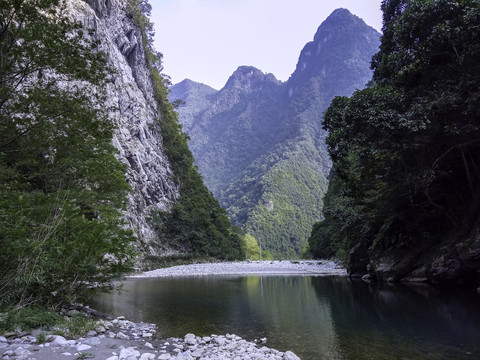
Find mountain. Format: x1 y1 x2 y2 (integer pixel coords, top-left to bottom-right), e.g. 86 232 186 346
170 9 381 257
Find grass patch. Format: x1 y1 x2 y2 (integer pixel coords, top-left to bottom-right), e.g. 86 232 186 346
0 307 61 332
52 314 96 338
0 308 96 338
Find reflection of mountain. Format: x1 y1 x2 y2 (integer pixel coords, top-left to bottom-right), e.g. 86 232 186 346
311 278 480 359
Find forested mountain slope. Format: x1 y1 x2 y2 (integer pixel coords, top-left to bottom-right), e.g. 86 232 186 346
170 9 380 257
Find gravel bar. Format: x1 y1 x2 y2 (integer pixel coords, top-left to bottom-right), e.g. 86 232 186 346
130 260 346 278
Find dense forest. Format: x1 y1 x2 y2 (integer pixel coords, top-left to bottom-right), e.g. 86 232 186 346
0 0 243 311
308 0 480 285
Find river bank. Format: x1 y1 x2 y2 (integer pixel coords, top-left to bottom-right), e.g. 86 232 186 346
131 260 346 278
0 315 301 360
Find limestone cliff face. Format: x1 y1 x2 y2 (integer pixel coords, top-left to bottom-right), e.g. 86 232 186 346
67 0 179 253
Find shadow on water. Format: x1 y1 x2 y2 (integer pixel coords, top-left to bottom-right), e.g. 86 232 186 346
91 276 480 360
311 277 480 359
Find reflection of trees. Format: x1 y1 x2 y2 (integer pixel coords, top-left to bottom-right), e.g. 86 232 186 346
311 277 480 359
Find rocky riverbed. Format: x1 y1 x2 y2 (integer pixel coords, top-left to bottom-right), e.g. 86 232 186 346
132 260 346 278
0 316 300 360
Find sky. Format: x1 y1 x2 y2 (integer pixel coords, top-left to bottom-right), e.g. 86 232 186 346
150 0 384 90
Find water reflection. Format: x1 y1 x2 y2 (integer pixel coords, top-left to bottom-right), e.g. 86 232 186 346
92 276 480 360
311 277 480 359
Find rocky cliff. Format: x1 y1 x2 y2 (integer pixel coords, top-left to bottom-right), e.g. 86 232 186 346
67 0 179 253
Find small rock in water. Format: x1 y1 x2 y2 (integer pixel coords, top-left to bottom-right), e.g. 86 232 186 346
284 350 301 360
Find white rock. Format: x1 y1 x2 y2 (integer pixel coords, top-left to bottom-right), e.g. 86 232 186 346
284 351 301 360
48 335 70 346
191 349 203 357
119 347 141 360
139 353 156 360
76 344 92 351
116 331 130 340
61 352 73 356
13 347 32 359
82 337 101 346
95 325 107 333
184 333 196 345
0 336 7 343
145 342 154 349
158 354 172 360
106 356 119 360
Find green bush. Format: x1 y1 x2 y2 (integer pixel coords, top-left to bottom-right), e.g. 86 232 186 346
0 0 135 310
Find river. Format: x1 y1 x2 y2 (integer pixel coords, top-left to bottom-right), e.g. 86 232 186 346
92 276 480 360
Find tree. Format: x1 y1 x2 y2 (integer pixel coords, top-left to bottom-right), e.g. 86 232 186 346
309 0 480 265
0 0 135 309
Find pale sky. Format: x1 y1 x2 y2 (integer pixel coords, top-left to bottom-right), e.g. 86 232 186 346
150 0 384 90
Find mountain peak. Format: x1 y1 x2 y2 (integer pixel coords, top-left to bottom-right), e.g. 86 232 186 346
171 79 216 94
287 8 381 99
224 66 280 92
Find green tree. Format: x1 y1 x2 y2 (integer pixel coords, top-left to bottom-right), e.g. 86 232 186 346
309 0 480 266
0 0 135 309
244 234 260 260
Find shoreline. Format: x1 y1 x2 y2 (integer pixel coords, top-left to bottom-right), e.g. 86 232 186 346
130 260 346 278
0 315 301 360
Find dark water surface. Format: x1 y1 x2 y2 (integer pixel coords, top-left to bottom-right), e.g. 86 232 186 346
92 276 480 360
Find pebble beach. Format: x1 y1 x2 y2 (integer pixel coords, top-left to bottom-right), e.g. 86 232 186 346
131 260 346 278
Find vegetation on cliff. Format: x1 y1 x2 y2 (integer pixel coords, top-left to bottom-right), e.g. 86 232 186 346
128 0 244 261
0 0 135 309
309 0 480 282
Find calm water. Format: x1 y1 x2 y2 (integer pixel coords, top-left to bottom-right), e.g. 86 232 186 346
92 276 480 360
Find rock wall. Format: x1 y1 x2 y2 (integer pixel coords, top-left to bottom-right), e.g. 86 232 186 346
67 0 179 253
348 226 480 287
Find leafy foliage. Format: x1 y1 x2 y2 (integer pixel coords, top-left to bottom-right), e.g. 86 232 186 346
309 0 480 263
0 0 135 310
128 0 243 260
